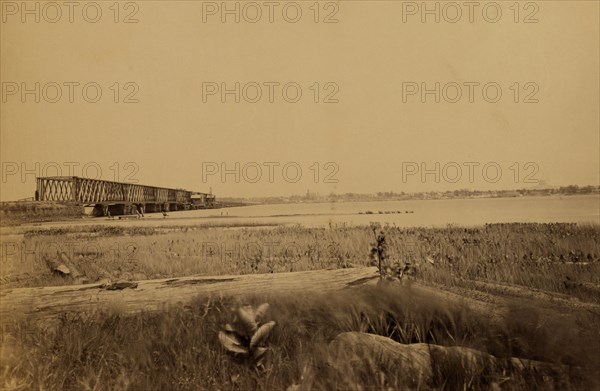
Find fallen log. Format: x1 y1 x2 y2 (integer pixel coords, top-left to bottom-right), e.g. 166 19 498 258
0 267 381 321
1 267 589 326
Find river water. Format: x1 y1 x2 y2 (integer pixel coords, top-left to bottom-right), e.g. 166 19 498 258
152 194 600 228
15 194 598 230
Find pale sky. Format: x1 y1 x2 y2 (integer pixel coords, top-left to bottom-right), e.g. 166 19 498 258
1 1 599 200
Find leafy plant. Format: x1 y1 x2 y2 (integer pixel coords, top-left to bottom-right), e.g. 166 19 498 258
369 224 416 282
218 303 276 367
369 224 388 278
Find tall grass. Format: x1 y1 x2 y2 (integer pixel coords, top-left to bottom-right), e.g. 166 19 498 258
2 223 599 389
2 286 599 390
4 224 599 302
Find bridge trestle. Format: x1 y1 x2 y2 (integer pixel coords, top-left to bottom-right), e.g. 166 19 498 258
36 176 211 216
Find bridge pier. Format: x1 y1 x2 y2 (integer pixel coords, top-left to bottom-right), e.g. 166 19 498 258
92 202 194 217
145 203 160 213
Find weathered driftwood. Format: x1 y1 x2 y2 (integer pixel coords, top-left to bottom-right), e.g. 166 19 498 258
0 266 540 323
2 266 587 325
328 332 568 387
0 267 382 321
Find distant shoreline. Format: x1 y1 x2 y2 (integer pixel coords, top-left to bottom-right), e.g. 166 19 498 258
220 187 600 206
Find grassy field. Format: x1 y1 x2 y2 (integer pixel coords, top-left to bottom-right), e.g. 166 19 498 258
0 202 84 226
1 222 599 390
2 285 599 390
3 223 599 300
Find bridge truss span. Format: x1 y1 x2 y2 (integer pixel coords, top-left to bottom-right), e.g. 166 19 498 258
36 176 214 216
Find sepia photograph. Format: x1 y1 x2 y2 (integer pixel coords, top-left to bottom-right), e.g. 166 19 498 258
1 1 599 390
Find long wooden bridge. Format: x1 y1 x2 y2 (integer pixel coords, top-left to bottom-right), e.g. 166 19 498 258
35 176 215 216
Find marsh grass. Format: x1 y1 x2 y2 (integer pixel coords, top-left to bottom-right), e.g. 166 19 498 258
2 286 598 390
5 224 599 302
2 223 599 389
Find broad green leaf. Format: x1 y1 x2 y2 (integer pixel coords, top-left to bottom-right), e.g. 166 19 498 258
255 303 270 321
238 306 258 336
250 321 276 348
218 331 248 355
